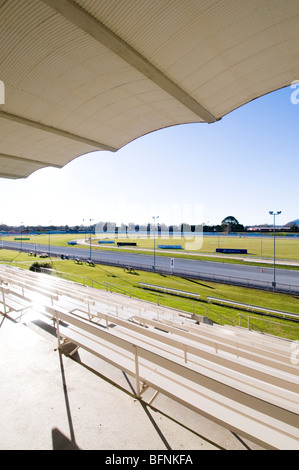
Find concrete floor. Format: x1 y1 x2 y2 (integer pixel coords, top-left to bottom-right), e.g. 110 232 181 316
0 311 263 451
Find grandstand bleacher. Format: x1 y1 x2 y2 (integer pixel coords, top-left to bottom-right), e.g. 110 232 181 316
0 264 298 450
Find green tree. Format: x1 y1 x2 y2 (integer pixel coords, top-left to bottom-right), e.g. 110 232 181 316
221 216 244 233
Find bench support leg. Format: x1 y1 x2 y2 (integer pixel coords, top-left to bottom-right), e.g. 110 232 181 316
69 345 80 356
147 390 159 406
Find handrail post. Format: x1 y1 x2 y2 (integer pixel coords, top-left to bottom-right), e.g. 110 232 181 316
1 286 7 315
55 312 61 349
134 346 141 397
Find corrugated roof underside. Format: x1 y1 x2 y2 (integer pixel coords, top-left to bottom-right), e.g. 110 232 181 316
1 0 299 178
76 0 299 116
0 0 201 151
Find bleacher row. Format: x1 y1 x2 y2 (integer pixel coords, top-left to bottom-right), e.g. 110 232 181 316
0 264 298 450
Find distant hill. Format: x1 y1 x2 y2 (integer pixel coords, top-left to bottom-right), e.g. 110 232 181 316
285 219 299 227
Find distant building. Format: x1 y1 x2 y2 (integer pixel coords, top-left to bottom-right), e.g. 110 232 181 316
246 224 290 232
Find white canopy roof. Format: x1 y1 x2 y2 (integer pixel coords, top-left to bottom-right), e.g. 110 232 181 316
1 0 298 178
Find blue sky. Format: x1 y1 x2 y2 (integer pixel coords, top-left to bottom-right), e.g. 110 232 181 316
1 84 298 228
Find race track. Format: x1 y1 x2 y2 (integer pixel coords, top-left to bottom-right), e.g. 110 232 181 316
2 240 299 293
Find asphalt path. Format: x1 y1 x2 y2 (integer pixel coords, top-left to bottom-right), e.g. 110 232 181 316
2 240 299 291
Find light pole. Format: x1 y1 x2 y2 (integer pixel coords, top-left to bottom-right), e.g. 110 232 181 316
89 218 94 261
48 220 52 258
269 210 281 289
152 215 159 271
82 219 86 241
20 221 23 252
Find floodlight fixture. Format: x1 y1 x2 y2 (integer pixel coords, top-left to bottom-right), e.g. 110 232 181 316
269 211 281 216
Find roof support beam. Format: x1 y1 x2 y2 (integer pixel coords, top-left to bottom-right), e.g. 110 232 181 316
41 0 218 124
0 111 117 152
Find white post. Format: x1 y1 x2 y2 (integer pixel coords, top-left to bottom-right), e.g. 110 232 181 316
134 346 141 397
56 312 61 349
1 287 7 315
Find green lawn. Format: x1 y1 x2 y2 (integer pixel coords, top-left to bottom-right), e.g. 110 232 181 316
94 233 299 260
1 248 298 341
94 233 299 259
200 235 299 260
2 233 83 247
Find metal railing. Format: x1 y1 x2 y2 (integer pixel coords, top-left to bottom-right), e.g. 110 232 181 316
238 312 299 337
139 282 201 299
207 296 299 321
88 258 299 295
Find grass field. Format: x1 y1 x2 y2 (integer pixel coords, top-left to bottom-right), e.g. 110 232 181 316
201 234 299 260
2 233 81 248
1 248 298 341
95 233 299 260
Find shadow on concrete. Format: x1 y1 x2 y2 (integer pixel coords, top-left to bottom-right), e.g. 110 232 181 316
52 427 80 450
32 318 57 337
140 401 172 450
122 372 172 450
57 350 80 450
64 353 227 450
